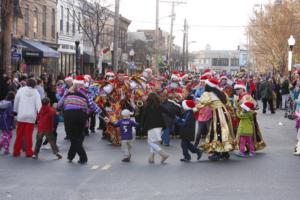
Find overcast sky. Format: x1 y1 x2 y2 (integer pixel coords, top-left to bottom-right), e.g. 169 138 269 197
110 0 272 51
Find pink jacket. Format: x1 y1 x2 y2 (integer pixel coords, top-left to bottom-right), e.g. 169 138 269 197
196 105 212 122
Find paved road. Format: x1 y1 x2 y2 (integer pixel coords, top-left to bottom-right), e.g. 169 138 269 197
0 109 300 200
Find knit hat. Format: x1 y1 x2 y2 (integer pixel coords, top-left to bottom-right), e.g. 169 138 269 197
241 101 254 111
121 109 133 117
234 80 246 90
73 75 85 85
64 76 73 82
182 100 195 110
205 77 220 88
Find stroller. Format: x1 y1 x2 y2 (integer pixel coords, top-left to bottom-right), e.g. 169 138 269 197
285 95 296 120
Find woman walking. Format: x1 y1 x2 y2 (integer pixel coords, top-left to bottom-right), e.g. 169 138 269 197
58 75 101 164
141 92 174 164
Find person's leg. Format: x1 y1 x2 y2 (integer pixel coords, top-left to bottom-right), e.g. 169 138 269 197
45 133 59 155
148 141 162 153
2 130 12 154
121 140 130 158
64 111 76 161
24 123 34 157
34 133 44 156
161 128 170 146
90 113 96 133
262 98 267 113
13 122 25 156
181 140 191 160
194 122 203 147
247 136 255 154
239 136 246 154
74 112 88 163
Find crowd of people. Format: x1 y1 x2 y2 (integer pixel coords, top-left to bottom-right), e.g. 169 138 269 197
0 67 299 164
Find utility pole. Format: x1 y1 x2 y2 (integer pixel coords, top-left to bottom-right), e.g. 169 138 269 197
182 19 187 71
113 0 120 73
1 0 14 75
155 0 159 75
161 1 187 69
186 22 189 72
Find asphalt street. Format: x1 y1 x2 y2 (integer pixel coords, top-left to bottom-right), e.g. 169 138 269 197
0 108 300 200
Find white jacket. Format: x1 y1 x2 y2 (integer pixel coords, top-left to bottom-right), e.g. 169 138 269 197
14 86 42 123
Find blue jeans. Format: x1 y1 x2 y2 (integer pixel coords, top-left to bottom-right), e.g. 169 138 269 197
181 140 199 160
161 128 170 145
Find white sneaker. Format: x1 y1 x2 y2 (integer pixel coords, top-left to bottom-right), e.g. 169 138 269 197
293 152 300 156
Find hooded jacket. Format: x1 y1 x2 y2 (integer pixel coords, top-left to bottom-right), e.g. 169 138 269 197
37 105 56 133
14 86 42 123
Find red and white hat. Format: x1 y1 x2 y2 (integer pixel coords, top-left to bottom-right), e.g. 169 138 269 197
234 80 247 90
241 101 254 112
105 70 115 77
203 69 212 77
205 77 220 88
74 75 85 85
200 75 209 82
220 73 227 80
182 100 196 110
65 76 73 82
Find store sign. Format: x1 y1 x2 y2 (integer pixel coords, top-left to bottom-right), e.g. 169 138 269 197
25 52 40 57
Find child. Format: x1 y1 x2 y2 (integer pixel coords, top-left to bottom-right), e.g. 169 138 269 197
111 109 138 162
235 101 255 157
32 98 62 160
0 92 15 154
42 103 60 148
176 100 202 162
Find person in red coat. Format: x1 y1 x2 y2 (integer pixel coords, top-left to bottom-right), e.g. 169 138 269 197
32 98 62 160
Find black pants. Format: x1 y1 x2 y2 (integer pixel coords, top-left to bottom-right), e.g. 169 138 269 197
89 112 96 132
64 110 88 162
195 120 211 147
262 98 274 113
34 132 59 156
181 140 199 160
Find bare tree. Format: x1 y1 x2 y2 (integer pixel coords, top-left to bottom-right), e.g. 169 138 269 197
68 0 111 75
248 0 300 75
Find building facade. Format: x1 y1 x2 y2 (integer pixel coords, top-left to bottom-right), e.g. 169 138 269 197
193 50 240 74
13 0 59 76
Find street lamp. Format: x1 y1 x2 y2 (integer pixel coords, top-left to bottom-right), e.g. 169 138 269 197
288 35 296 80
75 40 80 75
129 49 135 61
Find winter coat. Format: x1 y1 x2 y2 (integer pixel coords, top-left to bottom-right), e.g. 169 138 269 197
0 100 15 131
161 99 182 128
260 81 273 99
237 111 254 137
176 110 196 141
281 80 290 95
14 86 42 123
37 105 56 133
141 104 175 132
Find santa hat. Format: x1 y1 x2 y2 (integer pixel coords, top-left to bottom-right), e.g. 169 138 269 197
203 69 212 76
205 77 220 88
200 75 209 82
65 76 73 82
105 70 115 77
220 73 227 80
241 101 254 112
234 80 247 90
182 100 195 110
73 75 85 85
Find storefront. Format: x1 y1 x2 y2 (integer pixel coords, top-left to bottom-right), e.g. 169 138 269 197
12 39 59 77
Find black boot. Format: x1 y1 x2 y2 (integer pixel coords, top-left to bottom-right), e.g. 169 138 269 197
220 152 230 160
208 152 221 161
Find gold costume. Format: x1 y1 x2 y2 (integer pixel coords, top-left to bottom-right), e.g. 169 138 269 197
196 92 236 153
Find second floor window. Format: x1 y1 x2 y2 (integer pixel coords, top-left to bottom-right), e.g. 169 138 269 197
60 6 63 32
72 10 75 35
51 9 56 38
43 6 47 37
33 7 38 38
66 8 69 33
24 6 29 37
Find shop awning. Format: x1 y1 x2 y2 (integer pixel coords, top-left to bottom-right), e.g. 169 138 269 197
22 39 60 58
12 39 42 58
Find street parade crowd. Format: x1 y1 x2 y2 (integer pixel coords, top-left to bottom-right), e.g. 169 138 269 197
1 67 300 165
